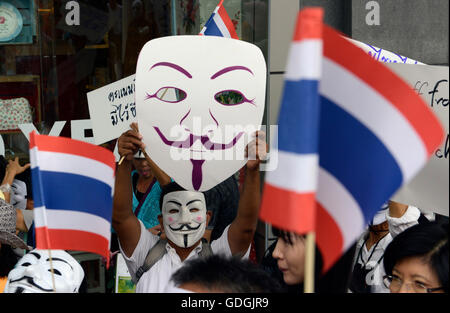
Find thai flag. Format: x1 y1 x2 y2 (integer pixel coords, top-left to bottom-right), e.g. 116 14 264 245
260 8 323 235
199 0 238 39
29 132 116 266
260 8 445 273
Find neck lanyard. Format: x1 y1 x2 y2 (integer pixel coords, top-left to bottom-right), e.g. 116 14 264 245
357 232 388 266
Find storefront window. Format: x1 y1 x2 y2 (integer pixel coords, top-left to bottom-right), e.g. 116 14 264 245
0 0 268 160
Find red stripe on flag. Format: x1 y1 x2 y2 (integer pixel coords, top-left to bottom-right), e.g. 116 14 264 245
29 131 116 170
293 7 324 41
315 202 344 273
323 26 444 157
259 183 316 234
217 4 239 39
35 227 110 265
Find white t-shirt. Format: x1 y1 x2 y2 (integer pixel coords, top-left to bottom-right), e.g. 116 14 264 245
119 220 250 293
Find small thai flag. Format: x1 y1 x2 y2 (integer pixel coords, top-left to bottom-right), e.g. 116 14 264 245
260 7 445 273
199 0 238 39
29 132 116 266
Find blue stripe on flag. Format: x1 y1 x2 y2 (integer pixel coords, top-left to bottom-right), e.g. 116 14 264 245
203 17 224 37
278 80 320 154
32 168 113 222
318 96 403 223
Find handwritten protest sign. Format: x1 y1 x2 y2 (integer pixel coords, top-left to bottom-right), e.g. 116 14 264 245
87 74 136 145
347 38 424 65
387 64 448 216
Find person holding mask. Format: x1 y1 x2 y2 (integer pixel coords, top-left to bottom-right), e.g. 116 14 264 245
382 221 448 293
113 127 267 292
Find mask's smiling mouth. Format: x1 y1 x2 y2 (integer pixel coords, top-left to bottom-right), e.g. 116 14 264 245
153 126 244 151
168 223 202 232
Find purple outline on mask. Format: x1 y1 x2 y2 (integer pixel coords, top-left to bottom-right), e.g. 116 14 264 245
214 89 256 106
150 62 192 78
210 66 254 80
145 86 187 103
153 127 244 190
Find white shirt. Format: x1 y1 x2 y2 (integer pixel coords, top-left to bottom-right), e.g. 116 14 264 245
350 231 392 293
349 205 422 293
119 220 250 293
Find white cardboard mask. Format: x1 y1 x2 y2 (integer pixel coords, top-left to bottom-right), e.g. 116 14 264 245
136 36 266 191
5 249 84 293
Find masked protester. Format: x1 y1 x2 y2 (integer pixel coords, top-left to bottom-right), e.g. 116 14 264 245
4 249 85 293
113 127 266 292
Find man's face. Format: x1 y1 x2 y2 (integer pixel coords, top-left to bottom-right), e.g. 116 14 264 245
136 36 266 191
5 249 84 293
161 191 207 248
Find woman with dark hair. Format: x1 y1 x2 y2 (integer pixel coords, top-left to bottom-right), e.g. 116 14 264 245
264 226 356 293
382 221 448 293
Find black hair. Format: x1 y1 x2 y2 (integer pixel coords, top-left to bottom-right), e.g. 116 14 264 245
159 181 207 211
270 225 356 293
14 168 33 200
170 254 284 293
383 221 448 292
0 244 20 278
0 155 7 181
270 226 324 292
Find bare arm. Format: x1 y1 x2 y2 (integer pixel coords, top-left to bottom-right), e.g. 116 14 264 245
228 131 267 256
112 129 144 257
130 122 171 187
1 157 30 203
388 200 408 218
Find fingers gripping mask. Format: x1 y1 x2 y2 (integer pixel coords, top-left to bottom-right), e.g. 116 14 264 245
136 36 266 191
162 191 207 248
5 249 84 293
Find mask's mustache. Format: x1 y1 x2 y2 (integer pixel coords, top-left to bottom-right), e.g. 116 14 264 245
154 127 244 150
169 223 202 232
9 276 54 292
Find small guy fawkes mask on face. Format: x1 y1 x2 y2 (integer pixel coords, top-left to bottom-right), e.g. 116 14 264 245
5 249 84 293
161 191 207 248
136 35 266 191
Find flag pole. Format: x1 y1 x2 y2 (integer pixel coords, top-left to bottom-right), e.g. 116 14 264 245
47 248 57 292
303 232 315 293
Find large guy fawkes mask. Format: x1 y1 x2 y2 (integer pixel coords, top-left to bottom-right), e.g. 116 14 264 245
136 36 266 191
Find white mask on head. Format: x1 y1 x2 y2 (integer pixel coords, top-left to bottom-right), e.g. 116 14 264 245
4 249 84 293
162 191 207 248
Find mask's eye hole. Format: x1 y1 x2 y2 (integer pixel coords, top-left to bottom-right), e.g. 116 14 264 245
189 208 200 213
169 209 179 214
154 87 187 103
21 262 31 267
214 90 246 106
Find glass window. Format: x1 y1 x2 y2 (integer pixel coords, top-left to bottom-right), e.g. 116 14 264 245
0 0 269 161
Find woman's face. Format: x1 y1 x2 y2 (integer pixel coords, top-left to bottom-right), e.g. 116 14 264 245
390 256 444 293
132 158 152 178
272 232 306 285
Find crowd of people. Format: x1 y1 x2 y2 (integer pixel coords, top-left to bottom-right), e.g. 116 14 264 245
0 124 448 294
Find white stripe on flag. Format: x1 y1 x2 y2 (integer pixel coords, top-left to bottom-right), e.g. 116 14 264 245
213 13 231 38
30 147 115 190
34 207 111 241
285 40 322 81
316 168 366 251
320 58 427 182
265 150 318 193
